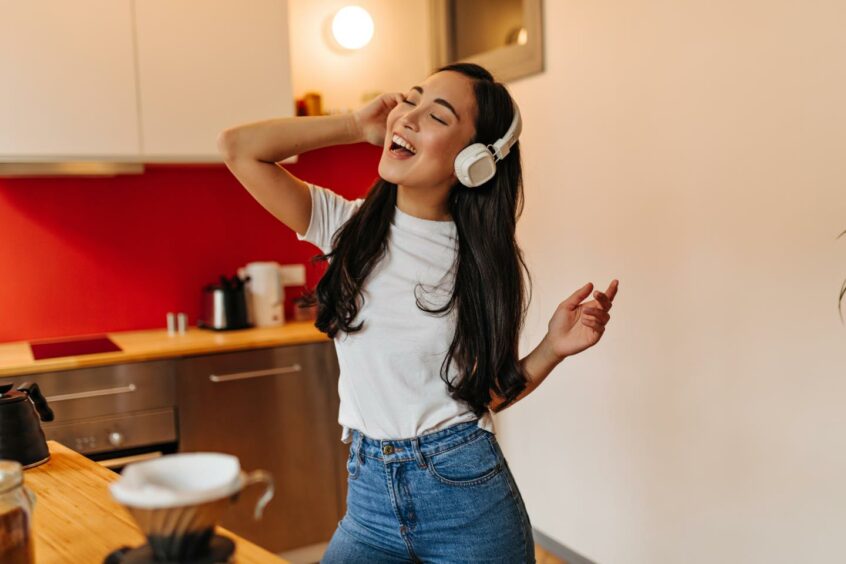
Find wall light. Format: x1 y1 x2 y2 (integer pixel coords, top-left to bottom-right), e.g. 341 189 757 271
331 6 374 50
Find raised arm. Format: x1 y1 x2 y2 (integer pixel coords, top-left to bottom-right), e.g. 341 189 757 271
216 92 403 236
216 113 364 236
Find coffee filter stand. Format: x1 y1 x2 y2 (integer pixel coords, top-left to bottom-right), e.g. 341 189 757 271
104 534 235 564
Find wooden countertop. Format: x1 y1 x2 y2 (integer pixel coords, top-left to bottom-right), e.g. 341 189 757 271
26 441 288 563
0 322 328 377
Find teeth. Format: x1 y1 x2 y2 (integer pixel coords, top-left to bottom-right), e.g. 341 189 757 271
392 134 416 154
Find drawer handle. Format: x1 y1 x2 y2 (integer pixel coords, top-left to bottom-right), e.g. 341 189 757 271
98 450 163 469
209 364 302 383
47 383 137 402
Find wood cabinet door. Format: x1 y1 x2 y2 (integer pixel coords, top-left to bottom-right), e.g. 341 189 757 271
133 0 295 162
0 0 140 160
176 342 344 552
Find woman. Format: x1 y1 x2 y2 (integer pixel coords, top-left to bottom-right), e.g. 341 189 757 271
219 62 618 563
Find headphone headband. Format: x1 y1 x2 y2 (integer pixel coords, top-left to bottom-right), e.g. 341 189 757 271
491 102 522 162
454 98 522 188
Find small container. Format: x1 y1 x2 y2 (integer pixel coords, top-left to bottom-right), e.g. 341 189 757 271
166 313 176 336
303 92 323 116
0 460 36 563
177 313 187 335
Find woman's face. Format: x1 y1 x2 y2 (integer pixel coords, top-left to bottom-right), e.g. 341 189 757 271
378 71 478 190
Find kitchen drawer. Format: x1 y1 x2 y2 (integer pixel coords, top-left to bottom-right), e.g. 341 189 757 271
176 341 345 552
177 342 326 381
0 359 177 423
44 407 177 456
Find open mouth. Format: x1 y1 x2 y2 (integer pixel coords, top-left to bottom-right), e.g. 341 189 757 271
389 134 416 158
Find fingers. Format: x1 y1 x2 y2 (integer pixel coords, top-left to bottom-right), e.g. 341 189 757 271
583 307 610 324
593 291 612 311
564 282 594 310
593 279 619 310
581 315 605 332
606 279 619 300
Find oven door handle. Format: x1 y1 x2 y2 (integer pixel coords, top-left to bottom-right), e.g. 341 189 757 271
46 383 137 402
209 364 302 383
97 450 163 469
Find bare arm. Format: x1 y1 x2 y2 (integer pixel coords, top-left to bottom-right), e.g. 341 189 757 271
489 336 565 413
217 92 403 236
216 113 364 235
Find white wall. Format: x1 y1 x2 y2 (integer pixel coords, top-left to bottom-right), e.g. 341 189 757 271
288 1 846 561
498 1 846 562
288 0 432 114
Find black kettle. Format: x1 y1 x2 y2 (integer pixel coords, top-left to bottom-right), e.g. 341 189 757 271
0 382 54 468
197 274 253 331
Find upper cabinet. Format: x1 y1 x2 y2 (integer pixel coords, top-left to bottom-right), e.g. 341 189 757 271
134 0 293 162
0 0 294 166
0 1 141 160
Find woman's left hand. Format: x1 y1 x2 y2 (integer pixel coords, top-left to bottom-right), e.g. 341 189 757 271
544 279 619 360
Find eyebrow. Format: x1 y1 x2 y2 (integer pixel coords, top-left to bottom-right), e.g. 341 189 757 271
411 86 460 121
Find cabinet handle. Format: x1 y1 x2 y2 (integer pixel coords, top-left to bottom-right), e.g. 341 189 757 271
209 364 302 383
98 450 163 469
47 383 137 402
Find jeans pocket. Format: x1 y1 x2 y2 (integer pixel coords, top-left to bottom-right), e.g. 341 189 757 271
426 432 503 487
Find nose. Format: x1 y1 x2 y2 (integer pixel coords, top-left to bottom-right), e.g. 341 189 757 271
398 106 422 132
399 117 419 133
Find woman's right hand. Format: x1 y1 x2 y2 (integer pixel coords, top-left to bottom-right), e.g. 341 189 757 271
353 92 404 147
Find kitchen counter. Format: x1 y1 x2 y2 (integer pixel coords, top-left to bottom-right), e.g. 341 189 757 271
0 322 328 377
26 441 288 563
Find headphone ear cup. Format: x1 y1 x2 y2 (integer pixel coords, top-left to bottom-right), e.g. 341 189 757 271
454 143 496 188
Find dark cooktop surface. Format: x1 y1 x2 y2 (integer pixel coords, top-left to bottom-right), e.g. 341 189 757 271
30 335 122 360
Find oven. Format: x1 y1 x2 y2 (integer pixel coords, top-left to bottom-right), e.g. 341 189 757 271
1 359 179 473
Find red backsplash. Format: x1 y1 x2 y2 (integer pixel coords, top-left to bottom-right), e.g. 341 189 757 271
0 144 379 343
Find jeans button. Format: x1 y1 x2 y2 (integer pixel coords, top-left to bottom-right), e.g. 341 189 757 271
382 444 394 455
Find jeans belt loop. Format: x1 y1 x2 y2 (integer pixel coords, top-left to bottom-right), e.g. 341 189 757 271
355 432 365 464
411 436 427 469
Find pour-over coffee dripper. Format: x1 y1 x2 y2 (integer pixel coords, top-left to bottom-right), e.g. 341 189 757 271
105 452 273 563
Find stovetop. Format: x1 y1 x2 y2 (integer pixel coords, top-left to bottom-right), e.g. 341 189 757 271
30 335 122 360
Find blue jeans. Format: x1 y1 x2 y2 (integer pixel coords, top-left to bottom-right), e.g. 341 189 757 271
321 420 535 563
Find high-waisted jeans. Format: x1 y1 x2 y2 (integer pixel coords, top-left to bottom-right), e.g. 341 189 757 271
321 419 535 563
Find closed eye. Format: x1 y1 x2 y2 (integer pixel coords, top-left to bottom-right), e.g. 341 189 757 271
402 96 448 125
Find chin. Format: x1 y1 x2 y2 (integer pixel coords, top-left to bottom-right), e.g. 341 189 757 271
377 158 408 185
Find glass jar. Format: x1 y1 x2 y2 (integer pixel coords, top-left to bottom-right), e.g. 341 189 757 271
0 460 35 564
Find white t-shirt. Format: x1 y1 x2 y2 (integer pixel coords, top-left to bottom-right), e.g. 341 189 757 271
296 182 495 443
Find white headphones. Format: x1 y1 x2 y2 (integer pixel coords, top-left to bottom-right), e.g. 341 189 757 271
454 99 522 188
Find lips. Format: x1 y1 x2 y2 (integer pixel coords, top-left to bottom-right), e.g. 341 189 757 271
388 144 415 160
388 133 416 160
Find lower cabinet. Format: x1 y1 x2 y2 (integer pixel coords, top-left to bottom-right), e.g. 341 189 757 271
175 341 347 552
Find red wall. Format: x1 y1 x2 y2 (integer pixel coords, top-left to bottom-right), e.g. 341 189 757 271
0 144 379 343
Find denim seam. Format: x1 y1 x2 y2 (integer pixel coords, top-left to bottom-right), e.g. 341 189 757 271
381 458 421 562
425 428 487 456
347 437 361 480
496 443 533 563
337 516 412 561
511 473 530 563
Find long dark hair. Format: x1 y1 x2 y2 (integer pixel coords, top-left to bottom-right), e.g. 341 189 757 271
303 63 532 416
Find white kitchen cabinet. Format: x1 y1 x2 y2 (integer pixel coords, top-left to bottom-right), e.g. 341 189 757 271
0 0 294 165
134 0 295 162
0 0 141 160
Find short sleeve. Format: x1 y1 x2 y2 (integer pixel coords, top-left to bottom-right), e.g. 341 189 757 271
296 182 365 254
